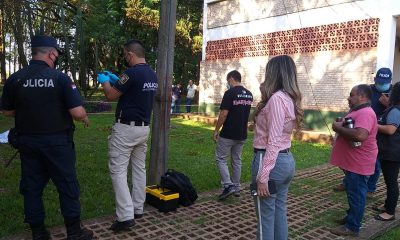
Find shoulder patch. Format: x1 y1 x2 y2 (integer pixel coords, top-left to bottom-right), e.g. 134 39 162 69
118 73 129 85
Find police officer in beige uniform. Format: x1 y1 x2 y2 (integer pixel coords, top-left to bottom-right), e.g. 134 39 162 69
97 39 158 232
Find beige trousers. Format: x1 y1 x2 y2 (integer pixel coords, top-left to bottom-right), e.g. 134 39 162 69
108 123 149 221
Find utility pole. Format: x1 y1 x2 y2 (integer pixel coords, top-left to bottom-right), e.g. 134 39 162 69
149 0 177 184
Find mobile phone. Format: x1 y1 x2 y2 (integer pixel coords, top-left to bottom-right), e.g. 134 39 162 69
250 183 257 196
250 181 277 196
382 93 389 97
268 180 277 194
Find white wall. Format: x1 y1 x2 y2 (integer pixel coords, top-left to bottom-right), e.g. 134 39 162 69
377 15 397 72
394 35 400 83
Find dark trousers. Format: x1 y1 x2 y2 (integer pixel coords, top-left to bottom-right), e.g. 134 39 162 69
344 171 368 233
173 98 181 113
186 98 193 113
18 133 81 225
381 160 400 215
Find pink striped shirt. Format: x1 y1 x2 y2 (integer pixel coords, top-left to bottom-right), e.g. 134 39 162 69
253 90 296 183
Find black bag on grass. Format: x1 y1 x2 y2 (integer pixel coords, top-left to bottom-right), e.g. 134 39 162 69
160 169 198 206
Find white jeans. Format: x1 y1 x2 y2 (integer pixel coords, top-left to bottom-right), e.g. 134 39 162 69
108 123 149 221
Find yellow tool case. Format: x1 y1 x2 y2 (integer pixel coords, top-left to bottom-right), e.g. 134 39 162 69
145 185 179 213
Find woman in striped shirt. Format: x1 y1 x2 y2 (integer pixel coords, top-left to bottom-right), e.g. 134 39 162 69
252 55 303 240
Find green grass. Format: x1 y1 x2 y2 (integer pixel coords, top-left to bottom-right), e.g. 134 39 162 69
376 227 400 240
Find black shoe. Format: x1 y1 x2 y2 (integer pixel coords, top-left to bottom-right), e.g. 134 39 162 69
67 227 94 240
134 213 143 219
218 185 235 200
32 226 51 240
65 219 94 240
109 219 135 233
330 225 359 237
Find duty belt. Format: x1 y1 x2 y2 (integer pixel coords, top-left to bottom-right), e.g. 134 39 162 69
116 119 149 126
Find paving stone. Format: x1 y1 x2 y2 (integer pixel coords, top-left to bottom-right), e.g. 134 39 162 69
4 164 400 240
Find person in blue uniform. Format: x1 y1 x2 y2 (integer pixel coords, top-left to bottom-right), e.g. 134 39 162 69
1 35 94 240
97 39 158 233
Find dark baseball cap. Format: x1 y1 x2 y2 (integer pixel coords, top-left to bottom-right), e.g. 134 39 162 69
374 67 392 84
31 35 63 54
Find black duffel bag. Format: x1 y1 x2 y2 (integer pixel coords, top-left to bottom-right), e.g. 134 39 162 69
160 169 198 207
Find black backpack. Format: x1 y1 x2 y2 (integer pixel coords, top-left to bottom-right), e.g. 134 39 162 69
160 169 198 206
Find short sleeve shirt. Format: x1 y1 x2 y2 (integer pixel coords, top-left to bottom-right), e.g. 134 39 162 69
1 60 82 133
2 60 82 111
113 63 158 123
387 108 400 127
219 86 253 140
330 107 378 175
187 85 196 98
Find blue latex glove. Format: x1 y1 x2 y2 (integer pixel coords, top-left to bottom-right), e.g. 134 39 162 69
97 73 111 84
104 71 120 84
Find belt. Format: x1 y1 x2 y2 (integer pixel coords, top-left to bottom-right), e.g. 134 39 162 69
116 119 149 126
253 148 290 153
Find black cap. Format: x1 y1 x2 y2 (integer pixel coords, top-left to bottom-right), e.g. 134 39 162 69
374 67 392 84
31 35 63 54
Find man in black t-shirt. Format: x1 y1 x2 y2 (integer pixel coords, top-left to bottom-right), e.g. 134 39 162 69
213 70 253 200
97 39 158 232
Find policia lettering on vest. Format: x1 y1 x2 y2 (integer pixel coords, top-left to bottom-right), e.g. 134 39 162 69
22 78 55 87
0 35 94 240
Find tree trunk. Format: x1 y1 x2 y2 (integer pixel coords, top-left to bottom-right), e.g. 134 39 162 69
148 0 177 185
26 2 34 37
8 34 11 75
0 2 6 83
12 1 28 67
77 6 87 97
60 0 70 74
13 42 17 72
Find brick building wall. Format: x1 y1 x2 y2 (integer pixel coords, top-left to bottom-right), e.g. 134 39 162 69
200 18 379 112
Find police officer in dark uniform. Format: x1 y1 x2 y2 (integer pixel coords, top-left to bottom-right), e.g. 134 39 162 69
96 39 158 233
1 35 94 240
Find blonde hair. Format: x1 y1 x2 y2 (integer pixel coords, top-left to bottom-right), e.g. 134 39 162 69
253 55 303 131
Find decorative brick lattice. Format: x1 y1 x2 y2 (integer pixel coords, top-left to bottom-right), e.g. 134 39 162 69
205 18 379 61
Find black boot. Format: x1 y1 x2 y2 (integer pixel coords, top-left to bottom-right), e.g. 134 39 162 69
31 225 51 240
65 219 94 240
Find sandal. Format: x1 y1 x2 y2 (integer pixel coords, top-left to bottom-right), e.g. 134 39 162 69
374 213 395 221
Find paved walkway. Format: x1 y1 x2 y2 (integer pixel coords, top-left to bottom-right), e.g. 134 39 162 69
3 164 399 240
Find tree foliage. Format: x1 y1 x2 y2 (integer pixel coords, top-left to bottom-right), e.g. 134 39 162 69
0 0 203 95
